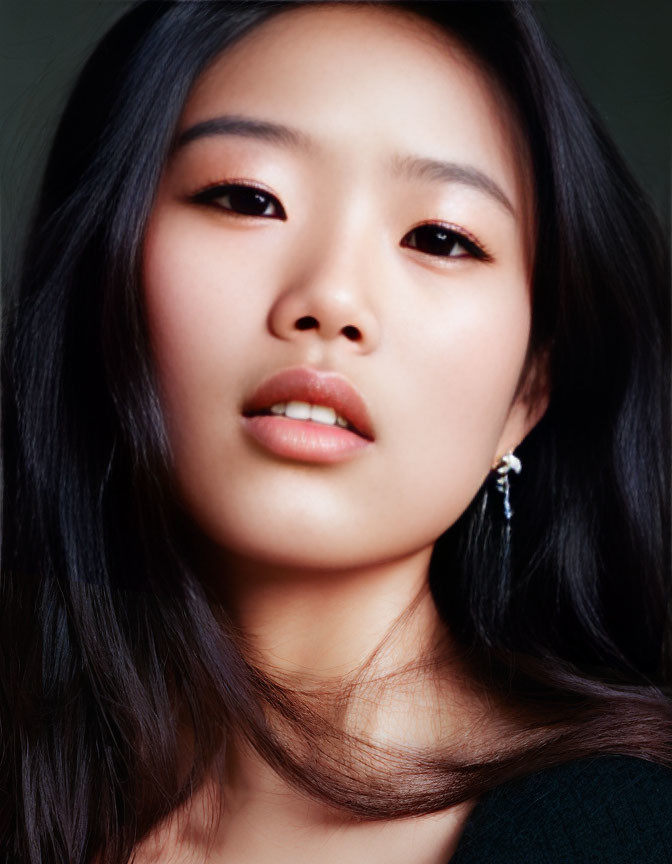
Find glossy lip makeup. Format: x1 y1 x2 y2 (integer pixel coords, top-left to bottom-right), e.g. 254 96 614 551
240 365 375 463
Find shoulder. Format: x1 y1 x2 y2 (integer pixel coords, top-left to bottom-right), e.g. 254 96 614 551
451 755 672 864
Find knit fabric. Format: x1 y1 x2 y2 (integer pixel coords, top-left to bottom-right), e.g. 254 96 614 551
449 755 672 863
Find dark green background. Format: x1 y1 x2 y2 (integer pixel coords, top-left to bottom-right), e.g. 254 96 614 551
1 0 671 280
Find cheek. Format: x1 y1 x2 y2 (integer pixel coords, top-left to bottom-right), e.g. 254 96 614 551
141 209 265 446
380 276 531 530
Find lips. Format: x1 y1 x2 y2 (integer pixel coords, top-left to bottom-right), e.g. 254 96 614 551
241 366 375 440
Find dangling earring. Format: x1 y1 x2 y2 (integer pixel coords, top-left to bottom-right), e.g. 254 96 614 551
493 449 522 527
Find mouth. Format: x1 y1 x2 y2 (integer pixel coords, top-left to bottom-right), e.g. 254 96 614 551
243 402 369 439
240 366 375 463
241 366 375 441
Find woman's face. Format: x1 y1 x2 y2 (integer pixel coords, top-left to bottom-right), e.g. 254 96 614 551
142 2 543 572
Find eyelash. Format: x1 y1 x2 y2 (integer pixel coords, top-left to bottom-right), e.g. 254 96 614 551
189 181 493 262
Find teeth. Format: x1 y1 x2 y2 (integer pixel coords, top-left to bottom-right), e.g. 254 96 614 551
284 400 311 420
310 404 336 425
269 401 350 429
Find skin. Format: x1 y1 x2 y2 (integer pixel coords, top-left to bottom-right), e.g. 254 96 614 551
139 3 547 861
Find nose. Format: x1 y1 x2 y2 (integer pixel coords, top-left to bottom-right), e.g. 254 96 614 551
267 235 381 354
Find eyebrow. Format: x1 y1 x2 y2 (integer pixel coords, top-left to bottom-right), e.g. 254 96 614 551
174 114 516 217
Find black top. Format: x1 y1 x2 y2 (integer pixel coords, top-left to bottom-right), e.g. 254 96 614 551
449 755 672 863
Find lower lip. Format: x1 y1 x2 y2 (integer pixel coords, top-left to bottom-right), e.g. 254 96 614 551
241 415 372 463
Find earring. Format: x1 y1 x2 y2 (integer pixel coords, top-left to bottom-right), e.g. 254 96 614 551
493 449 522 522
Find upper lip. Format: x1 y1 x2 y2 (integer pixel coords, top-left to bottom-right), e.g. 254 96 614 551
242 365 375 440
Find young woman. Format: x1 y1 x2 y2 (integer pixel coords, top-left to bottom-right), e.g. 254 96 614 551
2 2 670 862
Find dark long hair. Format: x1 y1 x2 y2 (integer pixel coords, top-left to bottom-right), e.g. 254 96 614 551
2 2 670 862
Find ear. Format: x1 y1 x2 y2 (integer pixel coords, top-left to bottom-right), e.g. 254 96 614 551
491 348 550 469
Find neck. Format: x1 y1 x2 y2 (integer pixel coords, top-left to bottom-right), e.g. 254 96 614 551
139 535 485 863
198 542 443 682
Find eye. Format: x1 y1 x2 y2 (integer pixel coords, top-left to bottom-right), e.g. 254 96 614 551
190 182 287 219
401 223 491 261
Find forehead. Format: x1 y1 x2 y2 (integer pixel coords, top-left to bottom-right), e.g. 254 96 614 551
178 2 531 219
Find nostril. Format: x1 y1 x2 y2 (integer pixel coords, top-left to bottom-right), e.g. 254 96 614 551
293 317 362 341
